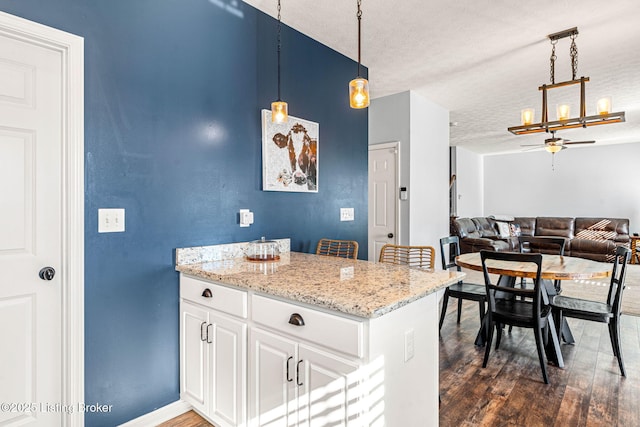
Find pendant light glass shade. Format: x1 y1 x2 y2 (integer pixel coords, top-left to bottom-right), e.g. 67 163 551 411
349 77 370 109
271 101 288 124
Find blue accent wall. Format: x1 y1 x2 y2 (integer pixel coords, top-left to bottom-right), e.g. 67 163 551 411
0 1 368 425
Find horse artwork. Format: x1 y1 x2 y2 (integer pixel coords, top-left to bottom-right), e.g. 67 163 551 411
262 110 318 192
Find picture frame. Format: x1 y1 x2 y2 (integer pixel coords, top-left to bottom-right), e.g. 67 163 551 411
261 109 318 192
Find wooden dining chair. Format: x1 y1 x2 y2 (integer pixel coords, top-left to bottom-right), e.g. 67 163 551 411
315 238 359 260
438 236 486 331
480 250 563 384
551 246 631 376
378 244 434 269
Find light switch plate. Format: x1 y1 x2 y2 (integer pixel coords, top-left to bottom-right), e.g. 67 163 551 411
98 208 125 233
340 208 354 221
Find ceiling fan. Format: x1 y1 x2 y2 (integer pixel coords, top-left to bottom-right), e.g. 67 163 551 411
521 131 595 153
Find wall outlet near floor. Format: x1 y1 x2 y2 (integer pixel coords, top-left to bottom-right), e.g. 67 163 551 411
340 208 355 221
98 208 125 233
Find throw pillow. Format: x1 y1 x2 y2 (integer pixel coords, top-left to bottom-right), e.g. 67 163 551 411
496 221 511 238
510 223 522 237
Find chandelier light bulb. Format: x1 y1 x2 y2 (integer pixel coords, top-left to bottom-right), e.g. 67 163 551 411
597 97 612 115
556 104 571 121
521 108 535 125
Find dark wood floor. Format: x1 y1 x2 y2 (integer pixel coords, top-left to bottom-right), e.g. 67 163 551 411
439 300 640 427
161 301 640 426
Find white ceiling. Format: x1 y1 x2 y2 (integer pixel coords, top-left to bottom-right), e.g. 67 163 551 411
243 0 640 155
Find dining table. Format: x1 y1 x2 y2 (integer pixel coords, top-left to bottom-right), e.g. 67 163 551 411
455 252 612 365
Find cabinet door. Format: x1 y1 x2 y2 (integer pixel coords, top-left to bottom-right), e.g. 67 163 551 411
249 328 298 427
297 344 363 427
210 312 247 427
181 301 210 415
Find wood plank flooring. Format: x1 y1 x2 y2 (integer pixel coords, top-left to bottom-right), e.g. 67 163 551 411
161 300 640 427
439 299 640 427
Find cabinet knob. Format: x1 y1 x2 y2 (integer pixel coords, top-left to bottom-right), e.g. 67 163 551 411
288 313 305 326
202 288 213 298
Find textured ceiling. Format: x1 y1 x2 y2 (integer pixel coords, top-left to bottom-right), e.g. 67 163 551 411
243 0 640 154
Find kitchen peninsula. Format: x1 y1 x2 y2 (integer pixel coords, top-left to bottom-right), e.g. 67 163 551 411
175 239 463 427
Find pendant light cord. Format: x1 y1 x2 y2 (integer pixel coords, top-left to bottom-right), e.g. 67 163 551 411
357 0 362 77
277 0 282 101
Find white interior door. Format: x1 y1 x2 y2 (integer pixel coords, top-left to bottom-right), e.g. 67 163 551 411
0 27 63 426
368 143 398 261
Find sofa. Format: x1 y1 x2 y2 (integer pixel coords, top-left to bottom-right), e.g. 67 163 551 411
451 216 630 262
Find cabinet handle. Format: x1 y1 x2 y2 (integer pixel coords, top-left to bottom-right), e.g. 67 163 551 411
200 321 207 342
296 359 303 386
288 313 305 326
206 323 213 344
202 288 213 298
286 356 293 382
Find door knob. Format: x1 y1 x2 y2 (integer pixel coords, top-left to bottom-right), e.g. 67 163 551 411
39 267 56 281
387 233 394 238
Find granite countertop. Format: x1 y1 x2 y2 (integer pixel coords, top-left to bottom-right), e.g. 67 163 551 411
176 251 464 318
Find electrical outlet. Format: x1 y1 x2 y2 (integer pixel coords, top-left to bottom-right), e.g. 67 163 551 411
239 209 254 227
340 208 354 221
404 329 415 362
98 208 125 233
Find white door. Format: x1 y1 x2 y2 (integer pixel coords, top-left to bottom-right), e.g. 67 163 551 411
180 301 210 415
249 328 298 427
368 143 398 261
297 345 361 427
0 27 64 426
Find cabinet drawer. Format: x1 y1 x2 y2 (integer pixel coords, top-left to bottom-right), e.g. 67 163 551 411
252 294 363 358
181 275 247 318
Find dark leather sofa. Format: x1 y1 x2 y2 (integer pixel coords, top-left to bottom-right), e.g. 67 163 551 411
452 216 630 262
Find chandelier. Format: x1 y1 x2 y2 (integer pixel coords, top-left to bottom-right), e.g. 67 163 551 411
508 27 625 135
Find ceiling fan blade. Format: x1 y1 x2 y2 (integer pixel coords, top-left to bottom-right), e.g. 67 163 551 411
563 140 596 145
520 144 544 147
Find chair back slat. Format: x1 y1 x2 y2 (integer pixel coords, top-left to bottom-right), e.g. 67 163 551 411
608 246 631 315
316 238 359 260
518 236 566 256
379 244 435 269
480 250 544 316
439 236 461 271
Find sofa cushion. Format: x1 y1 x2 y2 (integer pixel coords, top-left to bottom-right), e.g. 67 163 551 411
570 238 618 262
472 217 497 238
513 217 536 237
535 217 575 239
453 218 481 239
575 217 630 243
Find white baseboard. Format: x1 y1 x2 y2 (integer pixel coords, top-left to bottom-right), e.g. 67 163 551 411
118 400 192 427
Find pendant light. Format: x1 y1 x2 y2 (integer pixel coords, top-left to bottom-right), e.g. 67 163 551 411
271 0 288 123
349 0 369 109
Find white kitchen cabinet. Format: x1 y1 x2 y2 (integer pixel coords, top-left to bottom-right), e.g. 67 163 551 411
180 271 440 427
180 281 247 427
249 294 364 427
